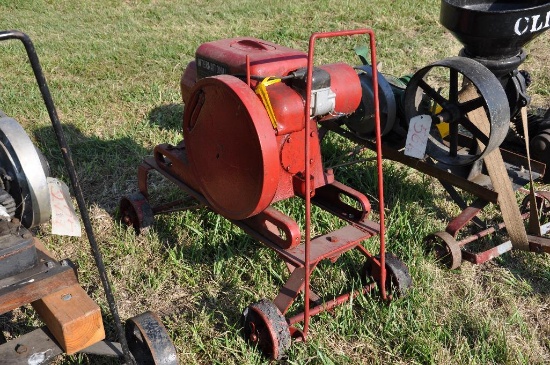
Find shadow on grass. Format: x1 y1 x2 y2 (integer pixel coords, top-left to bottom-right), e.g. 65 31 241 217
147 103 184 131
33 123 150 213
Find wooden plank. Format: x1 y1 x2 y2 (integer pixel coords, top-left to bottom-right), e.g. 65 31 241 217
0 266 78 315
32 284 105 355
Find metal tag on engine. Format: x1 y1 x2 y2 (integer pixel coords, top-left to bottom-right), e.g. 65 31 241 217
48 177 81 237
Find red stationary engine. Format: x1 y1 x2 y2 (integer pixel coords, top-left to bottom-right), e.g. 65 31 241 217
122 30 412 359
173 37 362 220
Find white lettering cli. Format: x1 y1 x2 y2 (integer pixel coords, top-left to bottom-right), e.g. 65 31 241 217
514 10 550 35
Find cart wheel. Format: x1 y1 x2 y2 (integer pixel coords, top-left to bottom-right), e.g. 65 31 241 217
363 253 412 298
425 231 462 269
520 191 550 224
119 193 154 234
241 299 290 360
125 311 178 365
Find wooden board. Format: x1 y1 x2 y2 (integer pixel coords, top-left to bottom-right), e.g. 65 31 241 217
32 283 105 355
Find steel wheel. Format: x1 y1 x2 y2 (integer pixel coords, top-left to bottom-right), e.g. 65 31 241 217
119 193 154 234
125 311 178 365
521 191 550 225
425 231 462 269
0 115 51 227
404 57 509 166
241 299 290 360
363 253 412 298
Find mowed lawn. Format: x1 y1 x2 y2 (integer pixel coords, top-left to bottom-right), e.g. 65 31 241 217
1 1 549 364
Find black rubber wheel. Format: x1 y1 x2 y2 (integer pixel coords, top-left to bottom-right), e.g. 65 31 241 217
425 231 462 270
363 253 412 298
119 192 154 234
125 311 178 365
241 299 290 360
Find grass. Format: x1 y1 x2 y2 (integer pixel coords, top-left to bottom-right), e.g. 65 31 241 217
1 0 549 364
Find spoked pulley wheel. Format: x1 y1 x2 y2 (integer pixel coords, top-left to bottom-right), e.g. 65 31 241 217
424 231 462 270
241 299 291 360
125 311 178 365
404 57 510 166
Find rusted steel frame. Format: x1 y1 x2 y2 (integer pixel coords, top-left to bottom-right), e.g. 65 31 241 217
455 133 547 177
456 211 530 246
446 198 490 236
0 327 64 364
461 241 513 265
287 281 378 326
461 222 550 263
528 235 550 254
440 182 486 229
243 207 302 249
138 161 205 214
321 121 500 203
273 266 310 315
311 181 370 222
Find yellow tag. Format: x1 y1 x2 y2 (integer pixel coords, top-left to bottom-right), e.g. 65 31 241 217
255 77 281 129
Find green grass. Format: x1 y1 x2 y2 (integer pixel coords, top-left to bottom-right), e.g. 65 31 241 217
1 0 549 364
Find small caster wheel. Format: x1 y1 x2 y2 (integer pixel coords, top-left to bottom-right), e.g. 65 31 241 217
119 193 154 234
425 231 462 270
521 191 550 224
363 253 412 298
241 299 290 360
125 311 178 365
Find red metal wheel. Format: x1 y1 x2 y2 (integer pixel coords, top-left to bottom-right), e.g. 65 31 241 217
119 193 154 234
425 231 462 269
521 191 550 224
241 299 290 360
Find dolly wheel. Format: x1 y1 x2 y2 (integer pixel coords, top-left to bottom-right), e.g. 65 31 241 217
125 311 178 365
241 299 291 360
425 231 462 270
520 192 550 225
363 253 412 298
119 193 154 234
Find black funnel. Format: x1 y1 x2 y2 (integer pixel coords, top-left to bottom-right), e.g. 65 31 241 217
441 0 550 59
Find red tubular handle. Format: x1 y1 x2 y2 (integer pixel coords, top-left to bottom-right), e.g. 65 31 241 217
302 29 386 338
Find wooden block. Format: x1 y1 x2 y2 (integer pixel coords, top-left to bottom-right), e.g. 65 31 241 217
32 283 105 355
